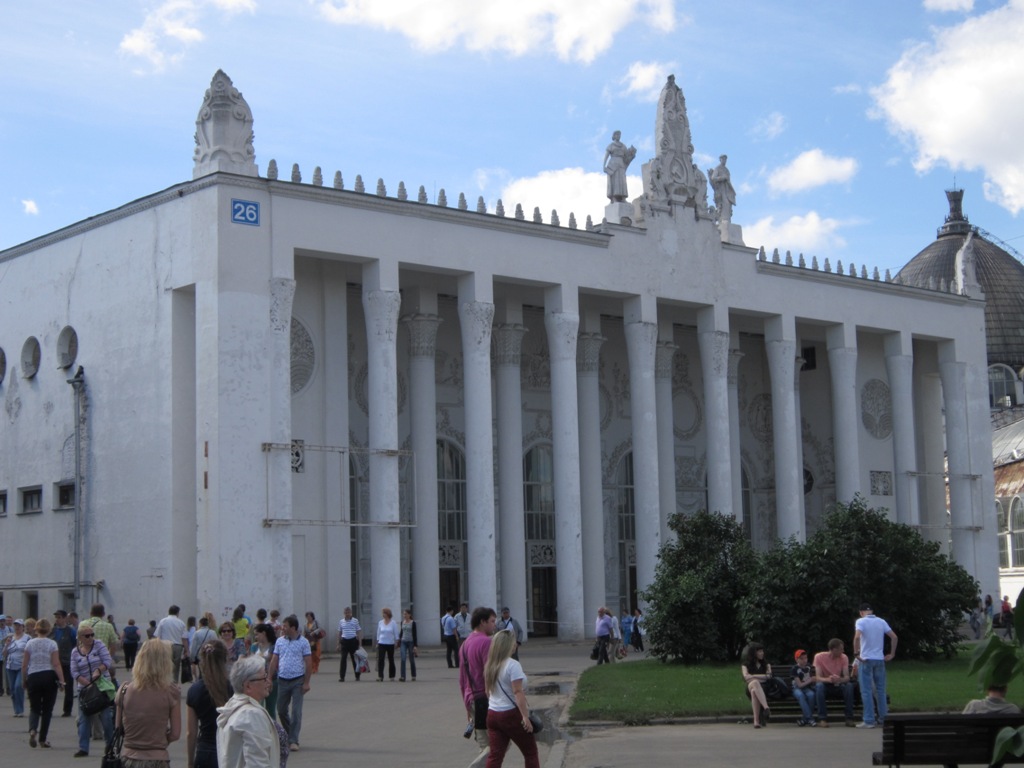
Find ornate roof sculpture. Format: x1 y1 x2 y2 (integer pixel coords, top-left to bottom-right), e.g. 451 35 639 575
897 189 1024 368
193 70 257 179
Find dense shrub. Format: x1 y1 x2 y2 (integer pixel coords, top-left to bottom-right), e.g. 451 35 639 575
639 509 755 662
642 497 978 663
739 496 977 659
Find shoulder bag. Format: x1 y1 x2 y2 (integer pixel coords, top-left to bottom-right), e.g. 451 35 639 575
100 684 129 768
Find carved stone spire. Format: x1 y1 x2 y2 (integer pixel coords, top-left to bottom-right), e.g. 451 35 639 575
642 75 704 208
193 70 257 179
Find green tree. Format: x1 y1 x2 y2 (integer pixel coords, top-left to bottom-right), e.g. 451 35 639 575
739 496 977 659
640 509 756 662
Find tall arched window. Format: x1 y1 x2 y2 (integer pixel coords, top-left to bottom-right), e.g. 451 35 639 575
990 365 1018 408
1012 497 1024 568
524 445 555 540
997 500 1009 569
437 441 467 542
616 452 637 610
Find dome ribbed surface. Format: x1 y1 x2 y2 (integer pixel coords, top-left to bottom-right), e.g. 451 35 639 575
896 191 1024 369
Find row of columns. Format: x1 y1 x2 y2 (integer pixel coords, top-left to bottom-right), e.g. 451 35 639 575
351 265 978 640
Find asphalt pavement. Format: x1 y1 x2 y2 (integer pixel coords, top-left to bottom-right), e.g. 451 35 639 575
0 639 888 768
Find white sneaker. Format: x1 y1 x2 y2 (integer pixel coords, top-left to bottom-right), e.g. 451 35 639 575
856 722 877 729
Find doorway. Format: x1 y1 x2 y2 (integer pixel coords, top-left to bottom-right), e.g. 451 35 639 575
530 567 557 637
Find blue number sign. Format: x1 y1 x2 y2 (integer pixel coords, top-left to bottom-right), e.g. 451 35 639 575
231 199 260 226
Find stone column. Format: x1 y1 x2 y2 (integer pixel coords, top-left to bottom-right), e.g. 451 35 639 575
545 306 585 640
655 340 677 540
728 346 745 523
698 325 733 519
826 328 860 504
403 312 442 642
624 315 661 594
493 322 528 634
323 265 352 619
362 285 403 614
939 358 974 563
577 329 606 632
885 334 919 526
765 318 803 540
268 277 297 607
459 296 498 607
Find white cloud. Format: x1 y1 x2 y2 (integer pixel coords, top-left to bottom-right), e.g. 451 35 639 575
316 0 677 64
620 61 677 102
498 167 641 225
744 211 848 254
751 111 786 141
832 83 862 95
923 0 973 11
872 0 1024 213
119 0 256 72
766 149 858 194
21 200 39 215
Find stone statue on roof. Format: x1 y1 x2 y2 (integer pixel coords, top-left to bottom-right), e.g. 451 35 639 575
604 130 637 202
643 75 704 206
708 155 736 223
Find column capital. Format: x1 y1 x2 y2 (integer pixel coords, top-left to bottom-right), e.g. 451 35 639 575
576 333 605 373
363 289 402 342
544 311 580 363
492 323 527 366
655 341 678 379
458 299 495 346
402 313 442 358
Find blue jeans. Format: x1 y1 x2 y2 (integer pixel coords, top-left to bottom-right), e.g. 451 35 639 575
77 700 113 753
400 640 416 680
7 668 24 714
860 659 888 725
815 681 854 720
276 676 305 745
792 686 816 722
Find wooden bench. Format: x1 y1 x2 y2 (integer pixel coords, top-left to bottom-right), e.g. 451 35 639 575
744 665 866 723
871 712 1024 767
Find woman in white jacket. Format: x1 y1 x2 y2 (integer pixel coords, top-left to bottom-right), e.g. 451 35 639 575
217 656 279 768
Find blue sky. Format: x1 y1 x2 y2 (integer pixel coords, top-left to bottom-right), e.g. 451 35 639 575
3 0 1024 277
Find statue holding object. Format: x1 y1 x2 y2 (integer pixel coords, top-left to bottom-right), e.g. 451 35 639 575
604 130 637 202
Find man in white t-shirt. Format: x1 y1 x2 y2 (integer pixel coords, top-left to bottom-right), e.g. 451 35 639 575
853 603 898 729
154 605 189 676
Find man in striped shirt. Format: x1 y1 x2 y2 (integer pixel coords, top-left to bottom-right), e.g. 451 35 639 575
337 607 363 681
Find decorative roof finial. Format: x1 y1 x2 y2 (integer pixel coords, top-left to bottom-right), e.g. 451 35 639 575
193 70 257 179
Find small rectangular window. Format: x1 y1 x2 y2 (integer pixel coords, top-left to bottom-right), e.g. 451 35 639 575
55 482 75 510
20 487 42 515
0 491 6 517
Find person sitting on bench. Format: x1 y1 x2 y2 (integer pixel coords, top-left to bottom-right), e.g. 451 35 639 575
813 638 856 727
963 684 1021 715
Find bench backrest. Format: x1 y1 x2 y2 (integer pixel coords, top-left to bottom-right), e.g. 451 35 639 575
882 713 1024 766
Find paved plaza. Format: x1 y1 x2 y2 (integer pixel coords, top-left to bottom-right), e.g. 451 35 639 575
0 639 886 768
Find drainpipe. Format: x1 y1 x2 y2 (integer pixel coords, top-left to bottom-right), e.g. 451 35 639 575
66 366 85 607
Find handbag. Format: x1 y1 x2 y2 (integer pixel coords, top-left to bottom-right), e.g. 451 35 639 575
590 642 599 661
496 671 543 734
80 680 112 715
180 655 193 683
100 684 129 768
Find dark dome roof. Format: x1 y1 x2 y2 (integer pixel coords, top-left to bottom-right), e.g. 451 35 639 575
897 190 1024 369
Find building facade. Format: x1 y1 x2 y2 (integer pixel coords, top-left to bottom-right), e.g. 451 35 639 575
0 71 998 639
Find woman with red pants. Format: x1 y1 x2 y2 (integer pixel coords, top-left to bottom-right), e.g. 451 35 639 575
483 629 538 768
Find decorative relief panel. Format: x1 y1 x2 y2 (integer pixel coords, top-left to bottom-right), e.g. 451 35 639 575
672 385 703 441
439 543 463 567
529 543 556 566
870 470 893 496
290 318 315 394
747 393 773 443
624 541 636 567
861 378 893 440
292 439 305 473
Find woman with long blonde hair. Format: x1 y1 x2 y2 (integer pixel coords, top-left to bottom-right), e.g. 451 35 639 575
483 629 538 768
117 640 181 768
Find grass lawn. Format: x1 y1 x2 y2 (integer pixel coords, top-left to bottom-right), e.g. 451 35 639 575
569 650 986 724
